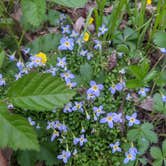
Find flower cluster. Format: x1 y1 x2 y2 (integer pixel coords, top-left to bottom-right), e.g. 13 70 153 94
124 147 138 164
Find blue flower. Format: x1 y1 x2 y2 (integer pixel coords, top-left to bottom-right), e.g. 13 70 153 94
100 112 115 128
28 117 36 126
94 40 102 50
72 101 84 112
58 37 74 51
73 134 88 146
109 86 116 95
87 90 96 100
57 57 67 68
86 52 93 60
126 93 132 101
109 141 121 153
16 61 24 71
60 70 75 81
113 113 122 123
159 48 166 54
126 113 140 126
124 147 138 164
88 81 104 97
46 121 55 130
93 105 105 117
70 30 79 38
0 74 5 86
80 49 88 57
115 82 125 91
63 102 73 113
138 87 150 97
162 95 166 103
57 150 71 163
9 54 15 61
66 79 77 89
46 66 58 76
98 24 108 37
51 130 59 142
61 25 70 34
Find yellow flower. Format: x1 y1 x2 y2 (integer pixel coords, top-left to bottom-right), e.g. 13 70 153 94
88 17 94 24
35 52 47 64
147 0 152 5
83 32 90 42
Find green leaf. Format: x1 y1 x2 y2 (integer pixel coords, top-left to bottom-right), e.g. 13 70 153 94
26 33 61 54
152 160 163 166
162 140 166 156
153 31 166 48
150 147 163 159
116 44 129 54
138 137 149 154
127 128 141 141
143 70 157 82
47 9 60 26
51 0 87 8
153 93 166 114
155 71 166 87
8 72 75 111
126 79 143 88
80 63 93 83
0 110 39 150
21 0 46 27
0 50 5 69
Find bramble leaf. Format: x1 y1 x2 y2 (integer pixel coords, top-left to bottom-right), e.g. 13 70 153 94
8 72 75 111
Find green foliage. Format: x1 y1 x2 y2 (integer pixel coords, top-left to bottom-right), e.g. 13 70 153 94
127 123 158 154
0 107 39 151
17 144 58 166
8 72 75 111
26 33 61 54
51 0 88 8
74 63 93 86
150 139 166 166
21 0 46 28
153 31 166 48
0 50 5 69
126 61 157 88
153 93 166 115
155 71 166 87
47 10 61 26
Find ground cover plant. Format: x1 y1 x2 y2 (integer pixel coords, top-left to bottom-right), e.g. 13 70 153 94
0 0 166 165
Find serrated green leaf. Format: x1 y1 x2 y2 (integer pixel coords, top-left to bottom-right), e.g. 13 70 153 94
138 137 149 154
47 9 60 26
21 0 46 27
51 0 87 8
8 72 75 111
162 140 166 156
0 110 39 151
116 44 129 54
152 160 163 166
80 63 93 83
26 33 61 54
153 31 166 48
155 71 166 87
150 147 162 159
127 128 140 141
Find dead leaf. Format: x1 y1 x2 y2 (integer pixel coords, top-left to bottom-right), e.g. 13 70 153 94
0 151 7 166
73 17 85 33
138 97 153 111
11 8 22 22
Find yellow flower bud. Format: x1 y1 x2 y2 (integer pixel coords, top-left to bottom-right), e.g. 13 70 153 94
83 32 90 42
35 52 47 64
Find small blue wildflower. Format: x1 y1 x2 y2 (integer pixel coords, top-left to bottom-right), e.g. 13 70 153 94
80 49 88 57
87 90 96 100
119 68 126 74
46 121 55 130
86 52 93 60
15 73 22 80
94 114 98 121
16 61 24 71
58 37 74 51
8 104 14 109
86 112 91 120
88 81 104 97
60 70 75 81
109 86 116 95
126 93 132 101
138 87 150 97
162 95 166 103
46 66 57 76
22 48 30 54
66 79 77 89
9 54 15 61
0 74 5 86
70 30 79 38
115 82 125 91
93 105 105 117
59 14 66 22
28 117 36 126
124 147 138 164
72 101 84 112
73 149 78 155
57 150 71 164
51 130 59 142
159 48 166 54
98 24 108 37
109 141 121 153
73 134 88 146
94 40 102 50
61 25 70 34
126 113 140 127
113 113 122 123
81 127 85 133
100 112 115 128
57 57 67 68
63 102 73 113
